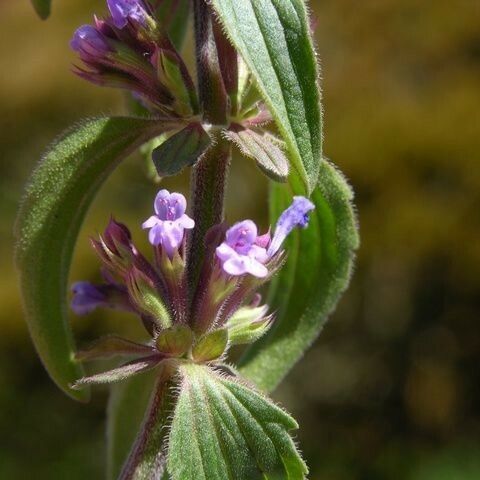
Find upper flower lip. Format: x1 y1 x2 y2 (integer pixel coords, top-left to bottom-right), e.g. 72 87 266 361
154 189 188 221
142 189 194 257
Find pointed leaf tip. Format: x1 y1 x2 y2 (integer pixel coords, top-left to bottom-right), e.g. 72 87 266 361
153 123 211 177
211 0 322 193
31 0 51 19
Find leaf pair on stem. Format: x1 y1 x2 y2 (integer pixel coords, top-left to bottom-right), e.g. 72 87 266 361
20 1 359 478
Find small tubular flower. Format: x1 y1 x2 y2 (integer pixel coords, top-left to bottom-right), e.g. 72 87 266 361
267 196 315 257
216 220 269 278
70 25 110 57
142 189 194 258
70 282 108 315
107 0 149 29
69 0 198 116
215 196 314 279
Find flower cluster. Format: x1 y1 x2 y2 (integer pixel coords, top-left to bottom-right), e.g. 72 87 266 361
70 0 197 116
70 189 314 388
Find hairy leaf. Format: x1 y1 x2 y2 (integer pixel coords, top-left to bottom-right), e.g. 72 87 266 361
167 364 307 480
239 161 359 391
211 0 322 193
15 117 181 401
31 0 50 19
224 126 289 182
71 357 160 389
153 123 211 177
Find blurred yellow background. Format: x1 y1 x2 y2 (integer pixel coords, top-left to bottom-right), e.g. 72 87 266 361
1 0 479 478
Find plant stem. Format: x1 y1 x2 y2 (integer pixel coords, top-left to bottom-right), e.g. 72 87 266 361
187 0 233 301
118 369 175 480
188 136 231 296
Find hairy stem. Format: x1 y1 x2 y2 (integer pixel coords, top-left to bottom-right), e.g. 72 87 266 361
187 0 233 303
188 136 231 298
118 369 175 480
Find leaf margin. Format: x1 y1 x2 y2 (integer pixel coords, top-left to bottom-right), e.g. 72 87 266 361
15 116 181 401
210 0 322 193
239 160 360 392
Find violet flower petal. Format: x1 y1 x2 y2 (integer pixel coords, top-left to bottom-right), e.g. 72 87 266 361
142 215 160 229
160 221 184 257
70 25 109 55
107 0 148 29
143 190 194 257
216 243 236 263
267 196 315 257
223 255 268 278
154 189 187 220
225 220 257 255
71 282 106 315
178 214 195 229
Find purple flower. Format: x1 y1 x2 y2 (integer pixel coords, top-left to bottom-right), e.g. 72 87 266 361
216 220 269 278
70 25 110 56
71 282 107 315
142 189 194 258
215 196 315 278
267 196 315 257
107 0 149 29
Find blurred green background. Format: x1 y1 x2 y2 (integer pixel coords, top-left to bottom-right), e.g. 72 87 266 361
1 0 479 478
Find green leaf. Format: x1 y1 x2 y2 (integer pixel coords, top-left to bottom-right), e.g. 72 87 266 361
224 126 289 182
15 116 181 401
239 161 359 392
210 0 322 193
153 123 211 177
168 364 307 480
31 0 50 19
71 358 160 390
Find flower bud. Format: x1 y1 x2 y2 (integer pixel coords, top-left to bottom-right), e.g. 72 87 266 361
156 325 193 357
126 267 172 329
226 305 274 345
192 329 229 362
70 282 107 315
91 218 137 276
155 48 198 116
70 25 111 58
70 281 131 315
267 196 315 257
107 0 149 29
